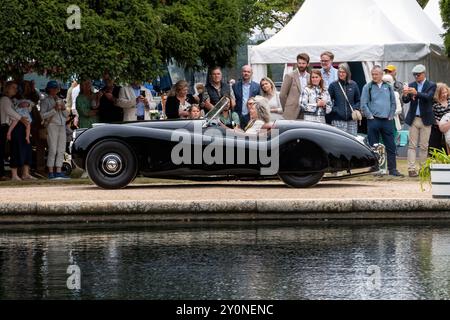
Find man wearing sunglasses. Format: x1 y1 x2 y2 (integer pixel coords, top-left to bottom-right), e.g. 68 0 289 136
402 64 437 178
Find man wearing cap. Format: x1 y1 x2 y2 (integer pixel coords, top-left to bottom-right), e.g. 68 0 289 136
402 64 437 177
384 65 403 94
384 65 405 121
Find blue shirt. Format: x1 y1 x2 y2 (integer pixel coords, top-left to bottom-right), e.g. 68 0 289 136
242 82 251 115
415 79 426 116
361 82 396 120
321 67 338 89
133 87 145 117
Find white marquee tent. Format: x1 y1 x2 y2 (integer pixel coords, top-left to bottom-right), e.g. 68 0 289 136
424 0 445 34
249 0 450 84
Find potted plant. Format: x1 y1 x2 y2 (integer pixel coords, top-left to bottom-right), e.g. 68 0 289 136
419 148 450 198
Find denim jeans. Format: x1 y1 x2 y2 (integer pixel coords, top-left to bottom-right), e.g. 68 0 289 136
367 118 397 173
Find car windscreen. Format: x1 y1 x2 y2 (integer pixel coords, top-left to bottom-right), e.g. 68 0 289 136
204 96 229 120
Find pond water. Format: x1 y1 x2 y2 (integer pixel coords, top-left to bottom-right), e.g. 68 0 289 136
0 222 450 300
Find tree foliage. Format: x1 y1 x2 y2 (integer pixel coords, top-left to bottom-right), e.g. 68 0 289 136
0 0 447 81
0 0 255 81
417 0 429 8
153 0 254 69
442 0 450 55
0 0 164 82
251 0 304 33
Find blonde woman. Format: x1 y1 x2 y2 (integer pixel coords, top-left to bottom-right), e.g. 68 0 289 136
165 80 196 119
260 77 283 121
429 83 450 152
299 69 332 124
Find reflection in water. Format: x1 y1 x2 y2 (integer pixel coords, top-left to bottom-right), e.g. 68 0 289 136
0 223 450 300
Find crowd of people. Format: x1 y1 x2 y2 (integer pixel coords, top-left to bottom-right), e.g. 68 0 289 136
0 72 160 181
163 51 450 178
1 50 450 181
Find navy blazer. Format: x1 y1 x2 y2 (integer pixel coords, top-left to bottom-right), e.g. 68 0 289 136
232 80 261 116
403 80 437 126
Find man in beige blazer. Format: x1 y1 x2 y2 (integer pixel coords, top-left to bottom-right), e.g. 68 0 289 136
116 82 156 121
280 53 310 120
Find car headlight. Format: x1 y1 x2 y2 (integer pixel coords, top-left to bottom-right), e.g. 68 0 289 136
72 129 87 141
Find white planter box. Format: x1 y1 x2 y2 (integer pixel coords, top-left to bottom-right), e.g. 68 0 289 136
431 164 450 199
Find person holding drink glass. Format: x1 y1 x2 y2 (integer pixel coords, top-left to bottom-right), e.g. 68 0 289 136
402 64 437 177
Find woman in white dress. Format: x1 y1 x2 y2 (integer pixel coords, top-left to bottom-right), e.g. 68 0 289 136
260 77 283 121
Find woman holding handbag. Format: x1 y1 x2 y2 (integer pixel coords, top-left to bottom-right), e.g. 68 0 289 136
328 63 361 136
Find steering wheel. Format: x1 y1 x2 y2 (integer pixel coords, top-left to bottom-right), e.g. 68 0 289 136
208 119 219 126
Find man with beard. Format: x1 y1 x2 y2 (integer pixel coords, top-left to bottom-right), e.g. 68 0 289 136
280 53 310 120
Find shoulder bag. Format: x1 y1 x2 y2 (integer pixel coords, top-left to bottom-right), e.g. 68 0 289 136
338 82 362 123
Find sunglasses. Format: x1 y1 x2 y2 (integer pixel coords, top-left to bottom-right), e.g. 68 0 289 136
413 73 422 77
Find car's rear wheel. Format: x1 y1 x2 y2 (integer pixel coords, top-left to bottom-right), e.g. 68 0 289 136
86 140 137 189
278 172 324 188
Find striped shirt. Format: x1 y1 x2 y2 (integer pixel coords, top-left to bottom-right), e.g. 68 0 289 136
432 98 450 123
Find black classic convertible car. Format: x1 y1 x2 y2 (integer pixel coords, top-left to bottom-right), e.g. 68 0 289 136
71 97 380 189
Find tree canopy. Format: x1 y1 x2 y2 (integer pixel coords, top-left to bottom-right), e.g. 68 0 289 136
0 0 254 81
441 0 450 55
251 0 305 34
0 0 163 82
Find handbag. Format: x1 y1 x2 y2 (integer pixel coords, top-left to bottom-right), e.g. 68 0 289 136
338 82 362 122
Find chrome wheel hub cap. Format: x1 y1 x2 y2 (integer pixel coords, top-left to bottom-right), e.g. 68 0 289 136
101 154 123 175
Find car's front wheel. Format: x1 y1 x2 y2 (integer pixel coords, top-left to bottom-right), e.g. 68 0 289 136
278 172 324 188
86 140 137 189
